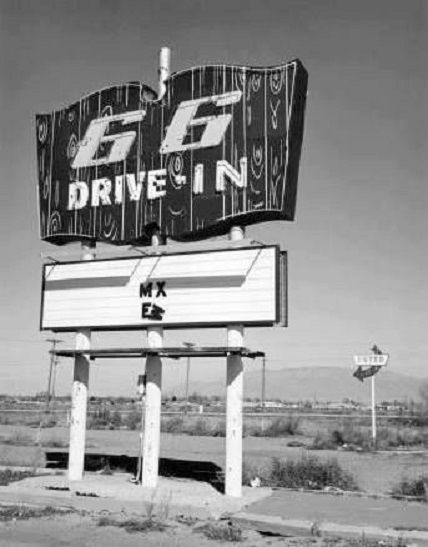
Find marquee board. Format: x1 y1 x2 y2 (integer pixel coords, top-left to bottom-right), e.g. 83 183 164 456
40 246 287 331
36 61 308 245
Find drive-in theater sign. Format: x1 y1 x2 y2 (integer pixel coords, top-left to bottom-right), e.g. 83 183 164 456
36 54 308 498
36 61 308 244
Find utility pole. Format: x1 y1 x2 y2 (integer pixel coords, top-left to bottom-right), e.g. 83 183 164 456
183 342 195 414
51 352 61 402
46 338 62 409
261 354 266 409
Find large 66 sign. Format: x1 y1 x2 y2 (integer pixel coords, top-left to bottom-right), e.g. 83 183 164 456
36 61 307 245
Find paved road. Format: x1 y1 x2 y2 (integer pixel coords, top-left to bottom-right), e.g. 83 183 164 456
243 489 428 530
1 474 428 544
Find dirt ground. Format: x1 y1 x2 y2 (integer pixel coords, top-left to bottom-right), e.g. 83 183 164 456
0 512 408 547
0 513 278 547
0 424 427 493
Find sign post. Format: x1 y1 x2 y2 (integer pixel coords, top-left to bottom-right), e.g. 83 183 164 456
68 242 95 481
141 324 163 488
353 347 389 450
371 373 377 447
141 49 170 489
225 226 245 497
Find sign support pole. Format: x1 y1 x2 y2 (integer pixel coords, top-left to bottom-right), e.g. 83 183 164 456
371 374 377 449
225 226 245 497
141 47 170 489
141 322 163 488
261 354 266 432
68 242 95 481
142 230 164 488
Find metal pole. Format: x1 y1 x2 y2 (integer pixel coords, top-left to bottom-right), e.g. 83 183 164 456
46 339 57 410
158 46 171 99
183 342 195 415
69 241 95 481
225 226 245 497
261 355 266 409
261 355 266 433
185 356 190 415
141 47 170 489
371 374 377 449
51 357 58 402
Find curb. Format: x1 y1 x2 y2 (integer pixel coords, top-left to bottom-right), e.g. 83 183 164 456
232 512 428 546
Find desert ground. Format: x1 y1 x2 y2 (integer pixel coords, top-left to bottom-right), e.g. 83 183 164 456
0 417 427 494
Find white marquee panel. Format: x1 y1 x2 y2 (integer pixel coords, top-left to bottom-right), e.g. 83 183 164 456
41 246 283 330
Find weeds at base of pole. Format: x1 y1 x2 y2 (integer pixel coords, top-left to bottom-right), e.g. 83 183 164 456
193 520 243 542
0 505 74 521
97 515 167 534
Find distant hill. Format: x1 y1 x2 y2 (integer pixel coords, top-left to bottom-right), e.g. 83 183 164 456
172 367 427 404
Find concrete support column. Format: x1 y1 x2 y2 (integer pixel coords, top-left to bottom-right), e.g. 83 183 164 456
226 325 244 497
142 326 163 488
225 225 245 497
68 242 94 481
68 330 90 480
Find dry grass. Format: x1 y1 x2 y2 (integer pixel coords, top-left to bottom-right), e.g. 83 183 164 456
248 416 301 437
0 431 34 446
310 422 428 451
0 504 73 521
0 468 39 486
194 520 243 542
97 516 167 533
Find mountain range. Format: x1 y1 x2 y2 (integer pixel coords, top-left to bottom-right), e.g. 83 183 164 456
168 366 427 404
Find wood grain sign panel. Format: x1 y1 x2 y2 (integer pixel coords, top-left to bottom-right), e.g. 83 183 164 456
36 61 308 245
41 247 284 331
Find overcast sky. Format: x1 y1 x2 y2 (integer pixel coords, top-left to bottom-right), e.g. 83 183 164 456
0 0 426 396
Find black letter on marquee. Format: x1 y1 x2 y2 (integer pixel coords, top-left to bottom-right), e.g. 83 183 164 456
150 303 165 321
142 302 151 318
156 281 167 297
141 302 165 321
140 282 153 298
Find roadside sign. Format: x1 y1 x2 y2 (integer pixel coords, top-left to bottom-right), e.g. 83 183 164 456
36 61 308 245
41 246 286 331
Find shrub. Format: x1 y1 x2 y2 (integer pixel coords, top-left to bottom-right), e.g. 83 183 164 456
110 411 123 428
97 516 167 533
270 456 358 490
191 418 212 437
253 416 301 437
210 420 226 437
0 469 38 486
310 422 428 451
243 455 359 491
310 432 341 450
391 476 428 501
124 410 141 431
87 407 111 429
87 416 109 429
195 521 243 542
161 416 184 433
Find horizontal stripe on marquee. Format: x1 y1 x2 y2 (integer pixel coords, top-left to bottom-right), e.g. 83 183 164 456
45 276 130 290
45 274 246 291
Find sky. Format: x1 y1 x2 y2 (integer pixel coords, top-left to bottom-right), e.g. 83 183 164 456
0 0 426 397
